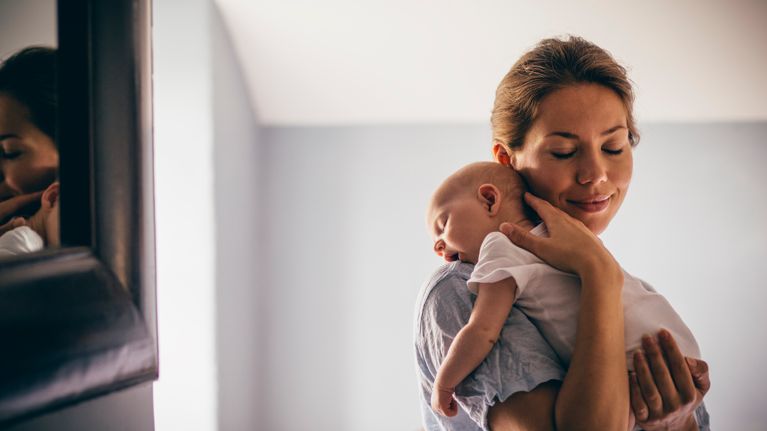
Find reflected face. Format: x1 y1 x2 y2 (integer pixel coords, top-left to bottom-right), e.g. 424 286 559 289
509 84 633 235
0 93 58 199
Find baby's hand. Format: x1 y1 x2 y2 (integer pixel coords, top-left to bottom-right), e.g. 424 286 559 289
431 385 458 417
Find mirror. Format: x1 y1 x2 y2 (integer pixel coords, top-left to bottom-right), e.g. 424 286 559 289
0 0 157 426
0 1 59 257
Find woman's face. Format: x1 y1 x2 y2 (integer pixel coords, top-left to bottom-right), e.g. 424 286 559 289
499 83 633 235
0 93 58 200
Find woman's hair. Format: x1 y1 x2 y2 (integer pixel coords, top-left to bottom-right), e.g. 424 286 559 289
491 35 639 151
0 46 57 140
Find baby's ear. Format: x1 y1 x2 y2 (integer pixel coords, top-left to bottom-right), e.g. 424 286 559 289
41 182 60 209
477 184 501 216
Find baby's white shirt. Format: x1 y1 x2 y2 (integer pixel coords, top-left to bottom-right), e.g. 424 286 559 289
467 226 701 369
0 226 44 258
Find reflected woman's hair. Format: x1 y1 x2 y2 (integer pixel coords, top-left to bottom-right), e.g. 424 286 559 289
0 47 57 141
0 46 59 251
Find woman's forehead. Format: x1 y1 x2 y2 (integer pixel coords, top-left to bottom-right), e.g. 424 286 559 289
0 94 30 133
534 84 627 134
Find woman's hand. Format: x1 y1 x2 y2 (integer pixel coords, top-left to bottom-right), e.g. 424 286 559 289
0 192 42 235
630 329 710 431
500 192 621 280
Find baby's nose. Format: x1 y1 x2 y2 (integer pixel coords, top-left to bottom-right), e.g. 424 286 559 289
433 239 445 256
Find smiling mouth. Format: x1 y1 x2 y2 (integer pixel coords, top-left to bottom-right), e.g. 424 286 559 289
568 195 611 213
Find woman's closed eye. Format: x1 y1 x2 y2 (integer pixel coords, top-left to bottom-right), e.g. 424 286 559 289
602 141 628 155
551 146 625 159
551 150 576 159
0 150 21 159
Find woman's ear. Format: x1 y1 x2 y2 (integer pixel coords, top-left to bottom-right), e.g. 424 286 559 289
492 142 512 167
477 184 502 216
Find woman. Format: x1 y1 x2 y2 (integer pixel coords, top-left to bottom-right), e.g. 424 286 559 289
0 47 59 238
414 36 710 430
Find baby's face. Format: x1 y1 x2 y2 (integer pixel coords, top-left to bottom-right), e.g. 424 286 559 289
427 192 495 264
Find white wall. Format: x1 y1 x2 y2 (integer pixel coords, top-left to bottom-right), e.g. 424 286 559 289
0 0 56 58
261 122 767 430
153 0 217 429
261 126 490 430
154 1 264 430
211 3 264 430
215 0 767 125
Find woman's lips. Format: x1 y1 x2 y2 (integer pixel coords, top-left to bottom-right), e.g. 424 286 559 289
568 195 611 213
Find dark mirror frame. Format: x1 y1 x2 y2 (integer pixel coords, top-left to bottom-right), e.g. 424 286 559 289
0 0 158 426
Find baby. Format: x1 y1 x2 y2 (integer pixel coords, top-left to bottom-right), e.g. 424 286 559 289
0 182 59 257
425 162 700 423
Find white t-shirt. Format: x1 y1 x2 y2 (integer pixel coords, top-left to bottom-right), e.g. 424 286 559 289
467 225 701 369
0 226 44 258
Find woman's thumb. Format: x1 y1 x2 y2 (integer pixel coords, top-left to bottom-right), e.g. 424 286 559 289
686 357 711 393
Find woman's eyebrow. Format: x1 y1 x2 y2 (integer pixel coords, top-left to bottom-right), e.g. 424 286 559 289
601 125 627 136
544 125 627 140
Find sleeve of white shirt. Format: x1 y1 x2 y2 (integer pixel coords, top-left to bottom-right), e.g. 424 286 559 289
0 226 45 257
467 231 550 298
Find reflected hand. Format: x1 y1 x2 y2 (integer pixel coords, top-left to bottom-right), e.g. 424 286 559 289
500 192 619 278
431 385 458 417
629 329 710 431
0 192 42 235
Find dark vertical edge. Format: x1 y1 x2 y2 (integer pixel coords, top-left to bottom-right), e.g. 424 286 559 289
57 0 94 248
90 0 158 370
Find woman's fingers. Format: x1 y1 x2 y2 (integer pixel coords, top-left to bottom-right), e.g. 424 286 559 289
656 330 697 405
629 372 649 422
523 192 560 224
686 357 711 395
0 192 43 219
642 334 682 412
633 350 664 417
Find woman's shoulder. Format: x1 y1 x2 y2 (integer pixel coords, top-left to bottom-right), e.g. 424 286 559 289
416 262 473 305
414 262 474 331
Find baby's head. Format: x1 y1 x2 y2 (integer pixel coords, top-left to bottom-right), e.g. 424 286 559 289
426 162 531 264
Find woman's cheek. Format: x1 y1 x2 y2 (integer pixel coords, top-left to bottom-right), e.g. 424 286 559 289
17 166 57 193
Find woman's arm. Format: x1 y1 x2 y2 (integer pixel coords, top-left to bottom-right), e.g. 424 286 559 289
499 193 629 431
432 278 518 416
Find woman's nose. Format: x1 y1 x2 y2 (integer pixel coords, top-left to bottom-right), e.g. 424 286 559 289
433 239 445 257
576 153 608 185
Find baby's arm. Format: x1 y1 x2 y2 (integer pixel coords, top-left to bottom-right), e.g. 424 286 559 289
431 277 518 417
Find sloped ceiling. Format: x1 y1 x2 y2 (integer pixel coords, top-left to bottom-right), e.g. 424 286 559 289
215 0 767 125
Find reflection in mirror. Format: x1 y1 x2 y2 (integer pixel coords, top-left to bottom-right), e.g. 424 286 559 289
0 0 58 258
